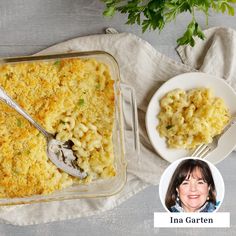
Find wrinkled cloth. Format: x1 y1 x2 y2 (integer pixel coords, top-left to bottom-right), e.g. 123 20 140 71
0 26 236 225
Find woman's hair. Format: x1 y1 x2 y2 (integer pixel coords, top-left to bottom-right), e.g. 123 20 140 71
165 159 216 211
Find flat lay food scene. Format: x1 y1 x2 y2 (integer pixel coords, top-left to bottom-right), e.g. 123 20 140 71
0 0 236 235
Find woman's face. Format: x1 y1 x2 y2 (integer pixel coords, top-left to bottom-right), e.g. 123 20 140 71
177 167 209 212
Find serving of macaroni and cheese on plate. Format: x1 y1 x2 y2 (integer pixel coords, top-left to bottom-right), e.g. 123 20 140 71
146 72 236 164
158 88 230 150
0 56 116 198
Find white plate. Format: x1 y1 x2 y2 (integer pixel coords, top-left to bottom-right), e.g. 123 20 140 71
145 72 236 164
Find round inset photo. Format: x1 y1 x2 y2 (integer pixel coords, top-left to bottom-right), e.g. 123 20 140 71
159 157 224 213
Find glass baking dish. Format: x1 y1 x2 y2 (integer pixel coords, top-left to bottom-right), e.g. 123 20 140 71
0 51 140 206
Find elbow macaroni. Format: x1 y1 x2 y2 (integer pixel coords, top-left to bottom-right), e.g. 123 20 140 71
0 58 115 198
157 88 231 149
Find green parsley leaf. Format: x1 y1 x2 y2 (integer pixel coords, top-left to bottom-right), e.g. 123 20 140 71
103 6 116 16
177 19 205 47
102 0 236 46
16 119 22 127
77 99 85 106
96 83 101 89
54 60 61 66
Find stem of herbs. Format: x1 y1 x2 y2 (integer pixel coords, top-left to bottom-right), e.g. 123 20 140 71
192 6 195 21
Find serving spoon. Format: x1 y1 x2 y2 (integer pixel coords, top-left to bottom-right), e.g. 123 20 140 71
0 86 87 179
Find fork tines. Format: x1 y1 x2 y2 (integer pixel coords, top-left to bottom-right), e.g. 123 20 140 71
191 144 212 158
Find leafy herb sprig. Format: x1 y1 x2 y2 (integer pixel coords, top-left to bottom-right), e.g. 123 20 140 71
102 0 236 46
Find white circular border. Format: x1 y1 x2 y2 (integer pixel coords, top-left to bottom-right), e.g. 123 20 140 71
159 157 225 212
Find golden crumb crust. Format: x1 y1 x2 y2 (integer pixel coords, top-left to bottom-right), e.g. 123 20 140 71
0 58 115 198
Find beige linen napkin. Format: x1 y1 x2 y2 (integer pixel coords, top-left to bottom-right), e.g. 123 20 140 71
177 27 236 90
0 26 235 225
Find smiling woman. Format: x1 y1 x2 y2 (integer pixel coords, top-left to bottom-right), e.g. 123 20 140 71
159 158 224 213
167 159 216 212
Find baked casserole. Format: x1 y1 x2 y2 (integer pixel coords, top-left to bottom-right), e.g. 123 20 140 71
0 58 116 198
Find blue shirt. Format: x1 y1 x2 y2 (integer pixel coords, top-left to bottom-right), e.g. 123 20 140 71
170 201 217 212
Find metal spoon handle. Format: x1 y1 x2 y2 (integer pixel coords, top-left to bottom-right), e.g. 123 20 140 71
0 86 52 139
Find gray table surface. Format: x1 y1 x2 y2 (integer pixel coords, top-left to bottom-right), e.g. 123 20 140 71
0 1 236 236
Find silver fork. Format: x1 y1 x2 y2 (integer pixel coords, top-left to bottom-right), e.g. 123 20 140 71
191 116 236 158
191 135 220 158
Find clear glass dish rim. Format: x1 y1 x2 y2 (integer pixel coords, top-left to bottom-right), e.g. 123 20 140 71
0 50 128 205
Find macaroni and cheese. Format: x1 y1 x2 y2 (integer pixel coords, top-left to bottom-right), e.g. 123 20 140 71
0 58 116 198
157 88 231 149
